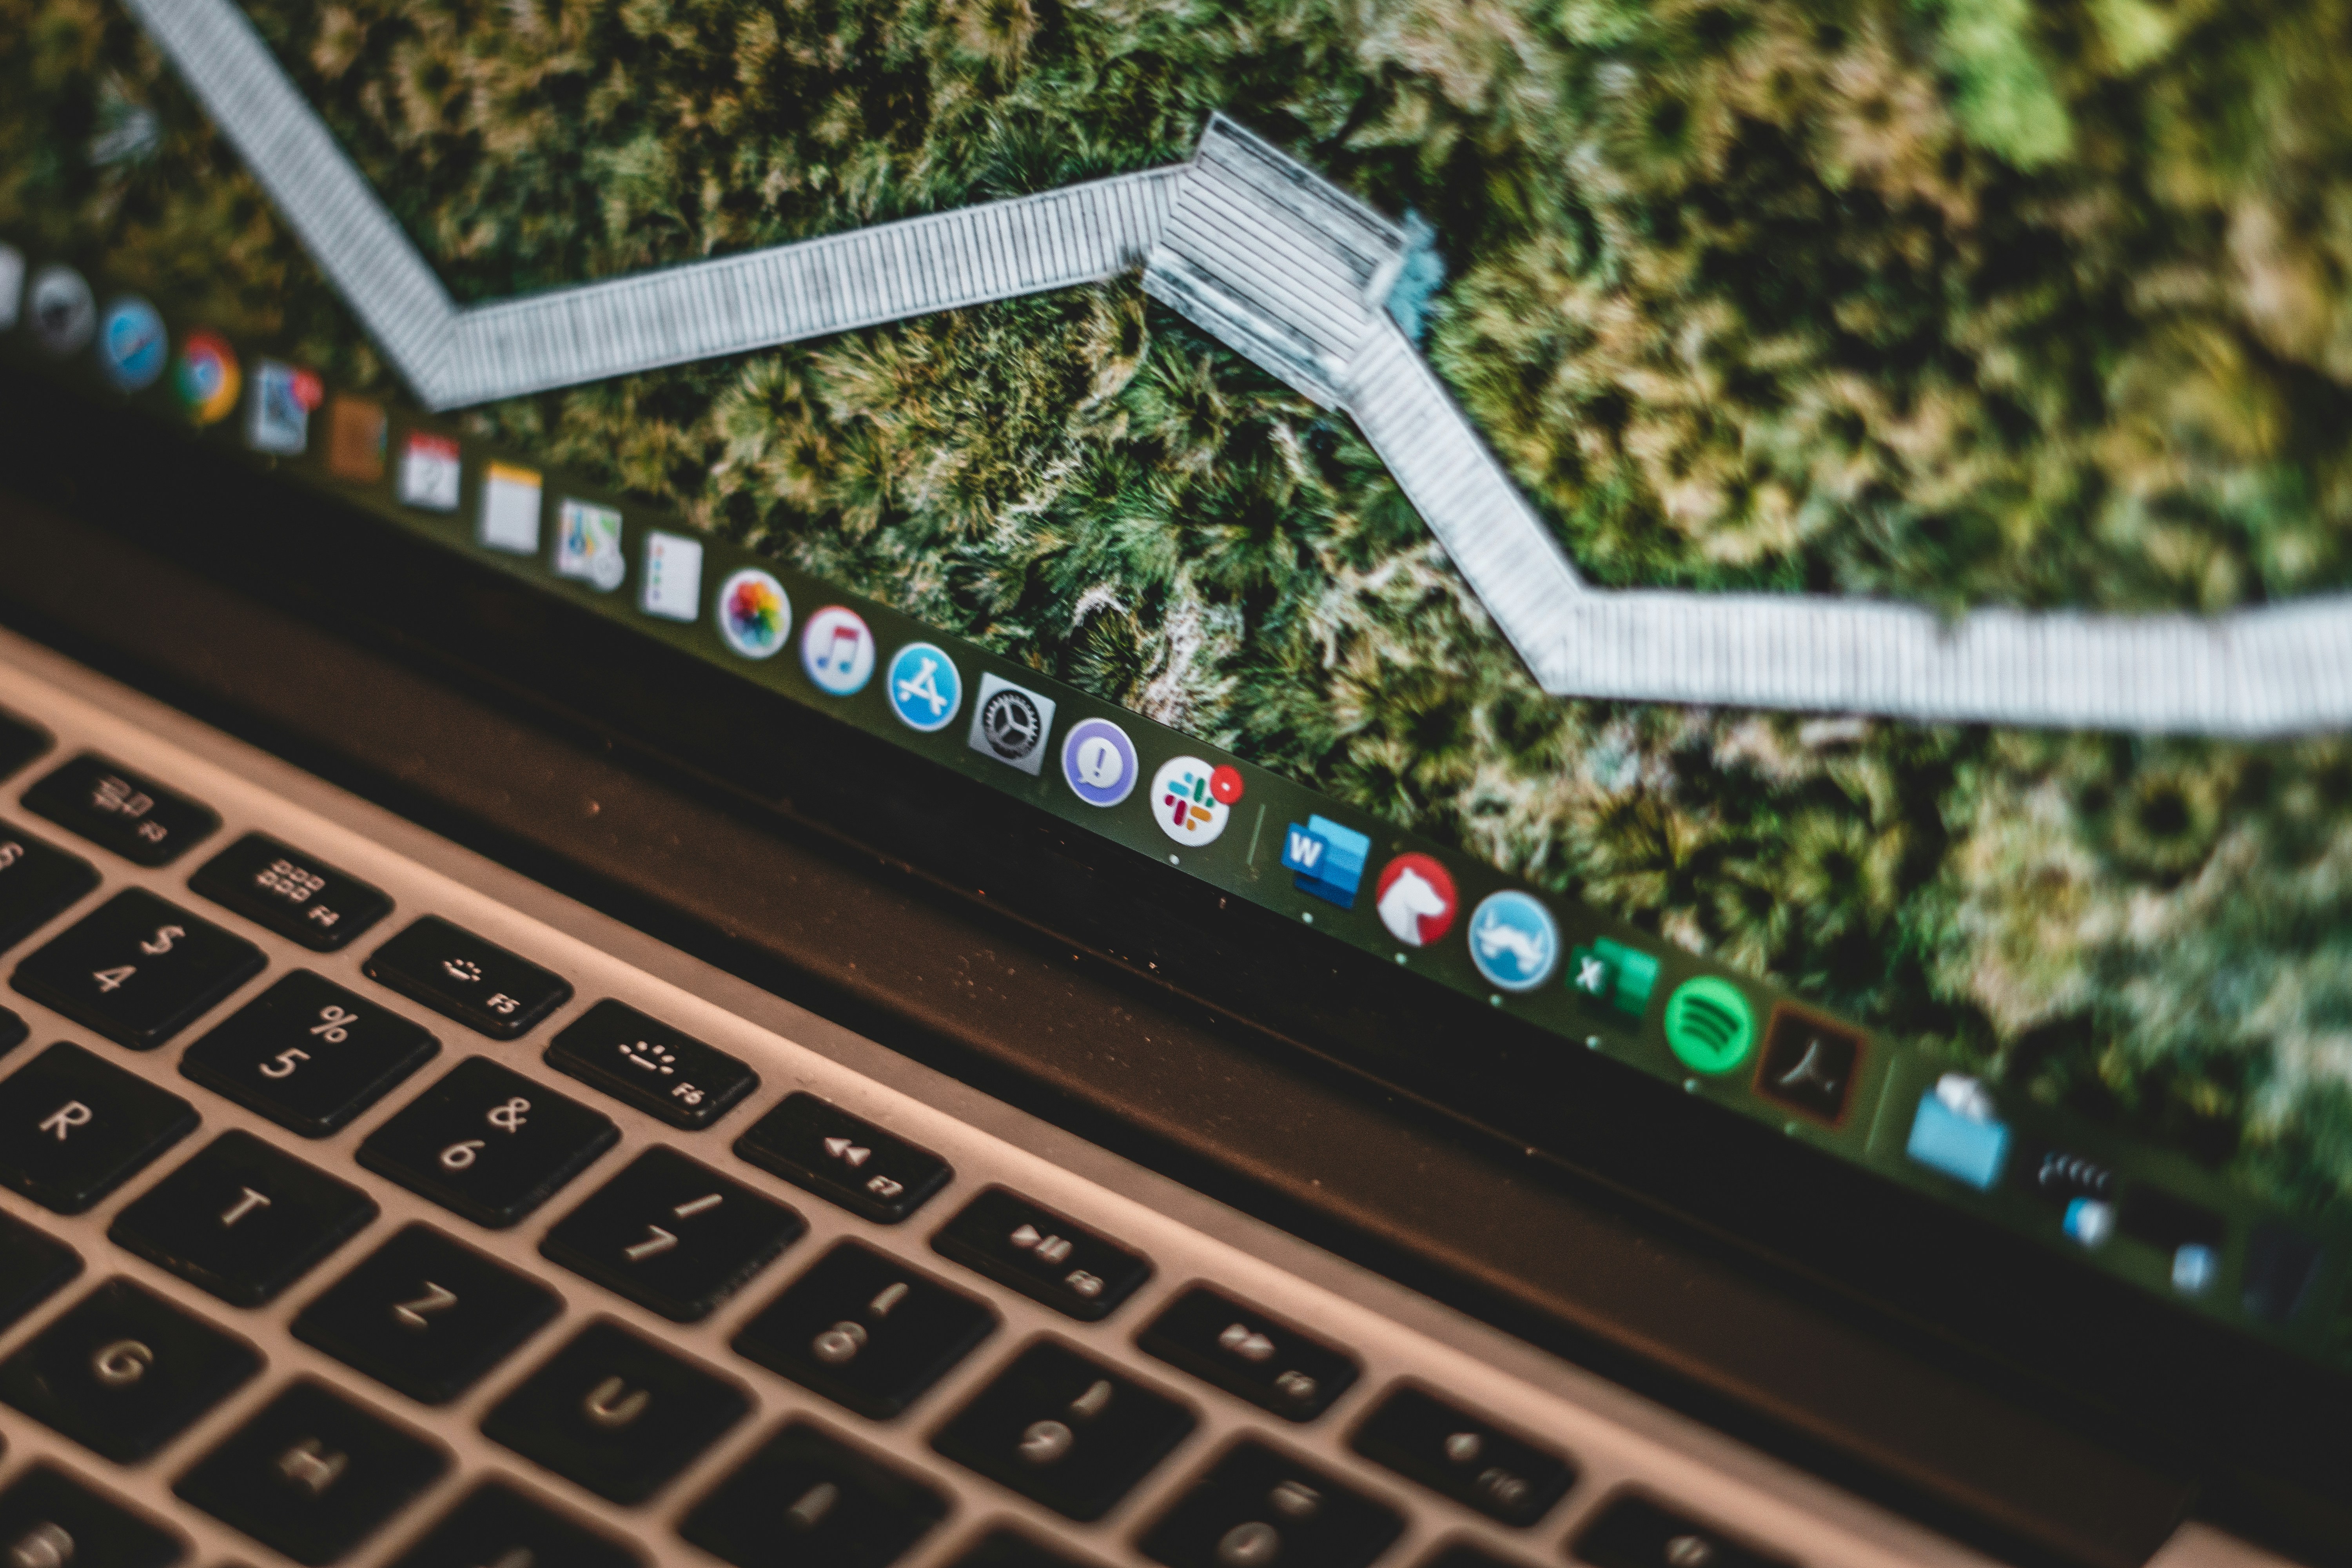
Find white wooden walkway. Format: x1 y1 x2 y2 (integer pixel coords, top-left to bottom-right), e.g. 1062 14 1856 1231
129 0 2352 735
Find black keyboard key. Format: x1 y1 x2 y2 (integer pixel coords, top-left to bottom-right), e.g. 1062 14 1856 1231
292 1223 561 1404
0 1463 186 1568
1349 1386 1573 1526
110 1131 379 1307
735 1091 952 1222
932 1187 1149 1321
0 1005 20 1056
22 754 218 867
541 1145 802 1321
187 832 393 952
546 998 760 1129
932 1339 1194 1521
181 970 439 1138
947 1531 1105 1568
363 917 572 1040
12 888 264 1049
0 1040 199 1213
1573 1494 1793 1568
1140 1287 1358 1422
1139 1441 1403 1568
358 1056 617 1227
384 1479 644 1568
0 820 99 953
733 1239 995 1418
680 1421 947 1568
0 1207 79 1332
0 1278 262 1461
482 1319 751 1504
0 708 50 780
174 1379 448 1567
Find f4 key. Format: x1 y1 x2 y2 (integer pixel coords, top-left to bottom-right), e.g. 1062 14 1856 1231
190 832 393 952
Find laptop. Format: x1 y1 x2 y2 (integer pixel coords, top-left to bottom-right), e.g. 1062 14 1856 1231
0 1 2344 1564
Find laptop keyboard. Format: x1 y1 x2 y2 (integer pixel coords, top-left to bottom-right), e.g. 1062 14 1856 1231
0 655 1962 1568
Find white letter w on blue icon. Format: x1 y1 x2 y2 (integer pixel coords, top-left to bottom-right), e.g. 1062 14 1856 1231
1281 816 1372 909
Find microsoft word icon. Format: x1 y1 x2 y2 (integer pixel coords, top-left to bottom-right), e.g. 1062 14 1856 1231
1281 815 1372 910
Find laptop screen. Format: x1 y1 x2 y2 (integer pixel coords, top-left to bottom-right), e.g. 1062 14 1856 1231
4 0 2347 1376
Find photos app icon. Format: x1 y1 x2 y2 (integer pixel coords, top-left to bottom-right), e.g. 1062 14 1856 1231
717 568 791 659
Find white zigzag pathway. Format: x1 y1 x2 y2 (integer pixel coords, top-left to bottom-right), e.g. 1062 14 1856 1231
126 0 2352 735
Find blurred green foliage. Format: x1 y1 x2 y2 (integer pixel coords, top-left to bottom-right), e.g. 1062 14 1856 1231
7 0 2352 1215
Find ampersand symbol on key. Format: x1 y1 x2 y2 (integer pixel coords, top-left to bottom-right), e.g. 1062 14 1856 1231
486 1097 530 1133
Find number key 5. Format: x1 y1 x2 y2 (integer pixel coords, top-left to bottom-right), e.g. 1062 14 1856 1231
182 971 441 1138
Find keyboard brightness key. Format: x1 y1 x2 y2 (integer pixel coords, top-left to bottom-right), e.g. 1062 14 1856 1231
546 998 759 1130
363 916 572 1041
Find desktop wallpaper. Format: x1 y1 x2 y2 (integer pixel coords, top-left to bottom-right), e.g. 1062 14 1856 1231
6 0 2352 1219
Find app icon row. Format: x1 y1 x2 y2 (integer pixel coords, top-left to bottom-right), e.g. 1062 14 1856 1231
689 580 1702 1042
1 255 330 454
3 257 1764 1097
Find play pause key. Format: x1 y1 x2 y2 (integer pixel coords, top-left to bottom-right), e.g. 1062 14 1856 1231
932 1188 1150 1322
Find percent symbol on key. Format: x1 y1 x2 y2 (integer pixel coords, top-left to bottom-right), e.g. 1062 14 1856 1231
309 1005 358 1043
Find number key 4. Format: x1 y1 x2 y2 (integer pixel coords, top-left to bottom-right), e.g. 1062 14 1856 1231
12 888 264 1050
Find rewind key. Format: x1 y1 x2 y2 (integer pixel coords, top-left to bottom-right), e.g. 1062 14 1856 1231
734 1092 951 1224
